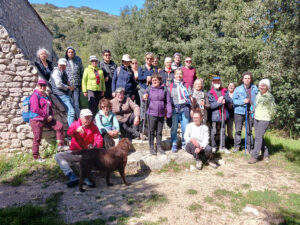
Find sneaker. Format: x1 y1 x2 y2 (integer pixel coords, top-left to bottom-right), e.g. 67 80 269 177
220 148 231 154
149 148 157 155
172 145 178 153
232 147 240 153
83 178 95 187
212 147 217 153
181 144 186 151
140 133 147 141
208 160 218 169
263 156 270 163
35 157 45 163
57 145 69 152
66 172 79 187
157 146 166 155
248 157 258 164
196 161 203 170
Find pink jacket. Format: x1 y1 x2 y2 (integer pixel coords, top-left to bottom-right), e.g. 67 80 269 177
67 119 103 150
30 90 53 121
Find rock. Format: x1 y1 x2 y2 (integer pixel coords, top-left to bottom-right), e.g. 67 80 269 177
23 76 37 82
10 44 17 53
0 124 8 132
6 82 22 88
43 130 56 139
0 28 8 39
0 115 9 123
22 139 33 148
1 43 10 53
9 88 22 93
11 139 21 148
0 64 6 71
11 117 24 125
0 52 5 58
7 64 16 71
12 59 28 66
15 53 24 59
190 165 196 171
0 132 17 139
5 52 13 59
141 154 171 170
17 133 26 140
22 87 33 92
0 75 13 82
17 66 26 71
0 59 9 64
243 206 260 216
171 151 194 164
13 76 22 82
218 159 225 165
7 124 16 132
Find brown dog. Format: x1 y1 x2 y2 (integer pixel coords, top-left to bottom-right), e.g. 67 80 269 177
72 138 131 192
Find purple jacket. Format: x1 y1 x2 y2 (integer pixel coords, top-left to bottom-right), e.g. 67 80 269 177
145 85 172 118
30 90 53 121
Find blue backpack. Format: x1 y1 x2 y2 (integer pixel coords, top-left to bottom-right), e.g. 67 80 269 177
22 93 42 122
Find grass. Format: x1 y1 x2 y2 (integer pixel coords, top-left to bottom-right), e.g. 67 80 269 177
187 202 202 212
117 215 130 225
185 189 198 195
215 171 224 177
158 160 182 173
204 196 214 203
143 193 168 208
241 184 251 189
143 217 168 225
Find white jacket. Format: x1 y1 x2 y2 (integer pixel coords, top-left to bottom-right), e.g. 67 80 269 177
184 123 209 148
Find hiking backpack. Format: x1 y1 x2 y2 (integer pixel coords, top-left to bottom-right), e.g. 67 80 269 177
22 93 47 122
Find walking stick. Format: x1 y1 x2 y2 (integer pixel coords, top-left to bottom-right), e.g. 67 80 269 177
141 97 148 143
219 104 224 150
244 105 248 156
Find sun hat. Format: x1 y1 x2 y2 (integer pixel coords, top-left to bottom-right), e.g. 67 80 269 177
80 109 93 117
89 55 98 61
115 87 125 93
37 79 47 85
58 58 67 65
121 54 131 62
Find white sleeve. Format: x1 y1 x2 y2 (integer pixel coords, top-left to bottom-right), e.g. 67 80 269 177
184 123 192 144
200 125 209 148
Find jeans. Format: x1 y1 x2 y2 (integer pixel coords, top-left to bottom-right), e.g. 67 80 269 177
55 151 81 176
251 119 270 159
148 115 164 150
71 88 81 119
234 113 254 150
30 119 64 159
56 94 75 126
186 142 212 163
171 109 189 147
211 121 226 148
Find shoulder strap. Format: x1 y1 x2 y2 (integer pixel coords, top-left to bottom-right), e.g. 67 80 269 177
99 114 103 124
110 114 114 123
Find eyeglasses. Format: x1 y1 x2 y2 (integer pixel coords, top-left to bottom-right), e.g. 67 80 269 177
185 60 192 63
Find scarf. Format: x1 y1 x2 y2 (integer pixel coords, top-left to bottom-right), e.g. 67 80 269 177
174 80 190 104
94 70 100 85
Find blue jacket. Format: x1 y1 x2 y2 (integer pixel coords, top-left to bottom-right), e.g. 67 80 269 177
138 65 157 89
207 88 232 122
112 65 136 96
232 84 258 115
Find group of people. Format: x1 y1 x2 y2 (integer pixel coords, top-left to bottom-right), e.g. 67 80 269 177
30 48 276 186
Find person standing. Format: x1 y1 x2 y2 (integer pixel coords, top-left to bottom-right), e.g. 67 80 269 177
152 57 161 72
131 58 140 105
207 77 232 153
49 58 75 126
35 48 53 81
138 52 157 121
181 57 196 88
171 52 182 70
248 79 276 164
82 55 106 118
65 47 84 119
143 74 172 155
99 49 117 100
232 72 258 153
159 57 174 87
227 82 236 146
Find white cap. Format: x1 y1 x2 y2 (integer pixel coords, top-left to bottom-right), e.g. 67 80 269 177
122 54 131 62
89 55 98 61
259 79 271 91
58 58 67 65
80 109 93 117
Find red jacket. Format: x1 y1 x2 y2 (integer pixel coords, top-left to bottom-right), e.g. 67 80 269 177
67 119 103 150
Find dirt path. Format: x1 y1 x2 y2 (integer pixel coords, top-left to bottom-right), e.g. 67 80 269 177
1 151 299 225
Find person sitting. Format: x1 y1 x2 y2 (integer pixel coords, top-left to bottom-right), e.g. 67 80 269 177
111 88 143 139
55 109 103 187
143 74 172 155
29 79 68 162
185 109 218 169
95 98 120 149
207 76 232 154
34 47 53 81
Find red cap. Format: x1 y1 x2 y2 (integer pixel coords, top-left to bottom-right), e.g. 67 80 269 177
37 79 47 85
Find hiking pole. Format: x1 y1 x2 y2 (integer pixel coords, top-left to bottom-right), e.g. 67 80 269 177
219 104 224 150
244 105 248 156
141 97 148 143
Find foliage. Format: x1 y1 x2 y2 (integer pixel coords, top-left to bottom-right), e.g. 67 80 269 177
110 0 300 137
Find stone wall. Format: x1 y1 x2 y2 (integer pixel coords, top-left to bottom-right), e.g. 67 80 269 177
0 0 54 63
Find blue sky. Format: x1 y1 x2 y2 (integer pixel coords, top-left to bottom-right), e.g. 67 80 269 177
29 0 145 16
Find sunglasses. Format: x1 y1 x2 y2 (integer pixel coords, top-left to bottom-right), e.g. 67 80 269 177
91 60 98 62
39 84 46 87
185 60 192 63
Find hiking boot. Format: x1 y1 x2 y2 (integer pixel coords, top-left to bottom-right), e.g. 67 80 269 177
232 147 240 153
172 145 178 153
219 148 231 154
157 146 165 155
212 147 217 153
66 172 79 187
57 145 69 152
208 160 218 169
181 144 186 151
149 147 157 155
35 157 45 163
83 178 95 187
248 157 258 164
196 161 203 170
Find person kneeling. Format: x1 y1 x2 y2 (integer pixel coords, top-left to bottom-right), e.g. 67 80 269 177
95 98 119 149
55 109 103 187
184 109 218 170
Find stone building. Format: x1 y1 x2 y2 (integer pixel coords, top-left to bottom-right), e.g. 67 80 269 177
0 0 67 152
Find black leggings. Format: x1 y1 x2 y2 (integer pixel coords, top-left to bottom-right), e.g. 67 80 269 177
148 115 164 149
186 142 212 163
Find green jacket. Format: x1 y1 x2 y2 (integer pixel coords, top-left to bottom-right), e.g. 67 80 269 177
82 65 105 92
254 91 276 121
